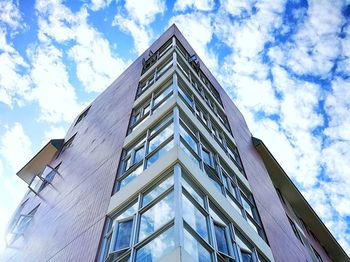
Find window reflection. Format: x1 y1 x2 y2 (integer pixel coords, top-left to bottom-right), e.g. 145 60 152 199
136 226 175 261
142 176 174 207
148 123 174 153
182 176 204 207
120 165 143 189
147 139 174 168
214 223 229 255
114 219 133 251
183 228 211 262
139 192 174 241
182 194 208 241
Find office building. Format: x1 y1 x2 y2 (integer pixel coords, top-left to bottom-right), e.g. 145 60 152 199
3 25 349 262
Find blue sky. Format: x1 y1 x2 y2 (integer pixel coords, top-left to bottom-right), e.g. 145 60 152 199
0 0 349 254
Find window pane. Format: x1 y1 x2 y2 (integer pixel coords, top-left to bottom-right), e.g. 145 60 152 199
179 86 193 107
247 217 259 234
12 215 32 234
139 192 174 241
124 156 131 172
147 139 174 168
136 226 175 261
241 197 253 217
241 251 253 262
180 125 197 152
202 149 211 166
183 228 211 262
144 103 151 114
226 193 242 214
182 194 208 241
209 206 226 226
142 176 174 207
214 224 229 254
182 177 204 207
150 115 172 136
180 141 200 167
114 219 133 250
154 84 172 106
134 146 144 164
120 165 143 188
116 202 138 220
148 123 174 153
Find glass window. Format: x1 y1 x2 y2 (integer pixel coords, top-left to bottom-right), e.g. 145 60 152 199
139 192 174 241
180 141 200 167
142 175 174 207
202 148 211 166
113 219 133 251
180 124 197 152
147 139 174 168
150 114 172 136
135 226 175 261
12 215 33 235
182 194 208 241
120 165 143 188
241 196 253 217
226 193 242 214
241 251 253 262
214 223 229 255
124 156 131 172
182 176 205 207
178 84 193 108
133 146 144 164
154 84 173 107
183 228 211 262
11 205 39 235
116 201 138 220
236 231 254 262
148 123 174 153
156 58 172 78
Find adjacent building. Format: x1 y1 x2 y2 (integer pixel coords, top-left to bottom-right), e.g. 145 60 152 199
2 25 349 262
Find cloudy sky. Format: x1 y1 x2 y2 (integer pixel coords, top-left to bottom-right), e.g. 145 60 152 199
0 0 349 254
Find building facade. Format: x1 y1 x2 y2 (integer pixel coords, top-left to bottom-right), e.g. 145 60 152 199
2 25 349 262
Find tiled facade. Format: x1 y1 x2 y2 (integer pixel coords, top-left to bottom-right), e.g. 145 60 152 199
2 25 348 262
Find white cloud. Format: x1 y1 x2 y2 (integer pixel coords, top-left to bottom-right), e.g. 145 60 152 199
0 28 31 107
36 0 128 92
170 12 218 71
0 123 32 173
89 0 113 11
0 0 23 30
285 0 343 75
222 0 255 16
324 78 350 140
113 15 152 55
28 44 83 123
112 0 166 54
124 0 165 25
42 125 67 146
174 0 215 11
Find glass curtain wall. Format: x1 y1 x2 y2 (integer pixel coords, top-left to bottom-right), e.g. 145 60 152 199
101 165 270 262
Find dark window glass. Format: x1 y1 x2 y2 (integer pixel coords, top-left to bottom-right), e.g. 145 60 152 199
214 224 229 254
241 251 253 262
114 219 133 250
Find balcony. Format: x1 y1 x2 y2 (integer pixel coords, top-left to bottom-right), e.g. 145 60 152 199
16 139 64 192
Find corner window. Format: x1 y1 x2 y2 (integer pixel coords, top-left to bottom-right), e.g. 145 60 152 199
102 174 175 262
